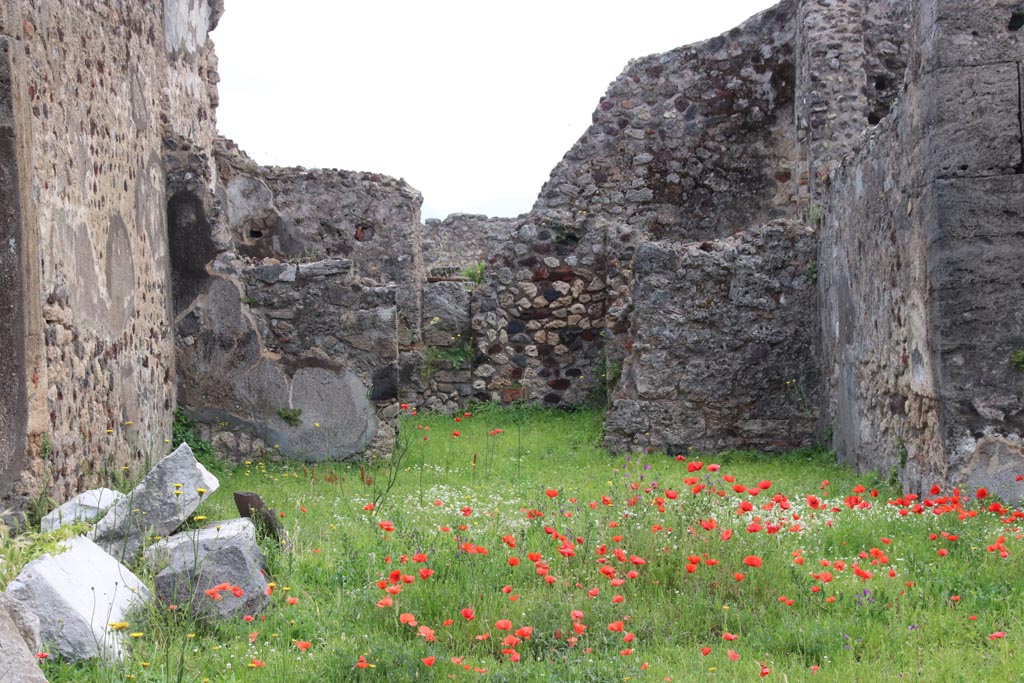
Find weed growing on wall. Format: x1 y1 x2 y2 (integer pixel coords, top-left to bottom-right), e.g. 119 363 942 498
421 335 476 379
460 262 487 284
277 408 303 427
1011 350 1024 372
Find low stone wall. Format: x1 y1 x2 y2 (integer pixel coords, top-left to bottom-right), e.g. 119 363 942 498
606 221 818 454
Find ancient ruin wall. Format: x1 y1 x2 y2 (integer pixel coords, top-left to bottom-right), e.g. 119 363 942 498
422 214 521 276
469 2 806 409
173 140 421 461
0 0 221 508
606 222 818 454
820 0 1024 498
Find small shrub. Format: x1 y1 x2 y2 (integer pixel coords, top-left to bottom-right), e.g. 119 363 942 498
277 407 303 427
420 335 475 378
1011 349 1024 371
460 262 486 283
172 408 220 473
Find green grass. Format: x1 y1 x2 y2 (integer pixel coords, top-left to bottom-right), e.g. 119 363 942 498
32 405 1024 682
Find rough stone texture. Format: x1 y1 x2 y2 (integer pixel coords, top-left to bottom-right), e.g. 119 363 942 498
819 0 1024 490
469 3 807 410
0 600 46 683
89 442 218 562
0 35 30 513
40 487 125 532
0 0 221 511
171 139 415 462
957 436 1024 505
240 160 424 346
606 222 818 453
422 280 472 346
146 518 269 620
0 592 41 653
422 214 520 275
3 535 150 662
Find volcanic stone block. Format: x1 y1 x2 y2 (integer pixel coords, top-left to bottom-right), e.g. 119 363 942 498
146 518 269 620
40 487 125 532
89 442 219 562
3 535 150 662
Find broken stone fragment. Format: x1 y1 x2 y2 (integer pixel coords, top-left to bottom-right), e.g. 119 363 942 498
146 518 269 620
3 535 150 662
233 491 287 545
0 599 46 682
89 442 219 562
40 487 125 532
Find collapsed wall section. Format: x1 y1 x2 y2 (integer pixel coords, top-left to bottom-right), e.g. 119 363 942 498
820 0 1024 498
0 0 221 509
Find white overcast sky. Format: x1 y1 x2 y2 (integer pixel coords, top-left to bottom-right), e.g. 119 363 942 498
214 1 779 220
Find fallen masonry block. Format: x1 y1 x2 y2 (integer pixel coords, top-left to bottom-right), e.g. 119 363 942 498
40 487 125 532
147 519 269 620
234 491 287 545
89 442 219 562
0 599 47 682
3 535 150 662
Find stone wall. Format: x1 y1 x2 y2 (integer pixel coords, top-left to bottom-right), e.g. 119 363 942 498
468 2 807 410
2 0 1021 512
172 139 420 461
794 0 910 204
606 221 818 454
0 0 222 510
422 214 520 276
819 0 1024 498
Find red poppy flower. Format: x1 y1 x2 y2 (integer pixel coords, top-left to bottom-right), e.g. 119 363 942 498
422 656 435 666
495 619 513 630
546 489 559 498
461 607 476 621
514 626 533 639
294 640 312 651
743 555 763 568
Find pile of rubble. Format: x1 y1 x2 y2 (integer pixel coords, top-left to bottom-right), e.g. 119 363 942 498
0 443 279 679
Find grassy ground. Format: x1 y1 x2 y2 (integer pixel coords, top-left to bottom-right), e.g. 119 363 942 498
28 405 1024 682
